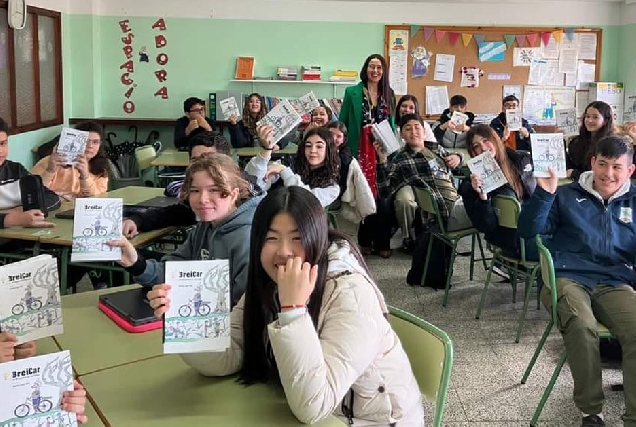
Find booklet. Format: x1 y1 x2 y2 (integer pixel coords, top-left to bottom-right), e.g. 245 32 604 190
290 91 321 115
466 151 508 194
57 127 89 165
70 198 123 262
449 111 469 134
219 97 241 121
256 99 302 145
505 109 522 131
0 350 77 426
530 133 567 178
555 108 578 136
0 255 62 344
163 260 231 354
371 120 401 155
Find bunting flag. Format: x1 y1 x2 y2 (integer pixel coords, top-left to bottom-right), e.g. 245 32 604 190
423 27 434 42
461 33 473 47
448 32 460 46
410 25 420 36
564 28 575 42
434 29 446 43
553 30 563 44
515 34 526 47
526 33 539 47
540 32 552 46
474 34 485 44
504 35 515 48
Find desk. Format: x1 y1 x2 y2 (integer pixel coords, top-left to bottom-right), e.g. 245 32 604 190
233 145 297 158
151 150 189 167
54 288 342 426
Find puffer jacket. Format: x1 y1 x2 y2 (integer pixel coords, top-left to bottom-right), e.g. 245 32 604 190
180 240 424 426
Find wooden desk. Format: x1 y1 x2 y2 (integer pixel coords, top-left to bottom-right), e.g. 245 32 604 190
233 145 297 158
54 286 163 376
151 150 189 167
80 355 343 427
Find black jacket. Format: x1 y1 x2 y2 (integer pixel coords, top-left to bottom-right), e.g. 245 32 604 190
173 116 216 151
565 135 592 181
489 112 534 151
0 160 61 228
459 148 536 258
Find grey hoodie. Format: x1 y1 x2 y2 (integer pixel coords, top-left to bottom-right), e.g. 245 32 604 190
135 195 264 306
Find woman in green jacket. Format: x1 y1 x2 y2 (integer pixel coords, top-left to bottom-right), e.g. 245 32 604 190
339 54 396 258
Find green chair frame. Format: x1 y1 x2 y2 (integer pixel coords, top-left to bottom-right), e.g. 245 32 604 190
521 236 613 426
388 306 453 427
412 186 488 306
474 195 541 343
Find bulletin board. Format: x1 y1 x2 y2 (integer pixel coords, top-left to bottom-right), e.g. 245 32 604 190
384 25 602 117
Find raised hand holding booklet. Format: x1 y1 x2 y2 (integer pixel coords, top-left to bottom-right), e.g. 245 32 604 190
0 255 62 344
371 120 401 155
256 99 302 145
450 111 469 133
530 133 567 178
57 127 89 165
467 151 508 194
290 91 321 115
163 260 231 354
505 109 522 131
71 198 123 262
219 97 241 120
0 350 77 426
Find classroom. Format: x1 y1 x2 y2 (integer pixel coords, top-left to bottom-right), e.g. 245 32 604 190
1 0 636 426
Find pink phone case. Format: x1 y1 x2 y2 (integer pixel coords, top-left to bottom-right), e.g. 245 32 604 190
98 301 162 333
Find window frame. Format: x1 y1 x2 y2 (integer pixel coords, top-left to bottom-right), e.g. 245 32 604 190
1 1 63 134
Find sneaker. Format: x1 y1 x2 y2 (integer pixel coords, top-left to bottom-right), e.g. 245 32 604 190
581 415 605 426
402 238 414 253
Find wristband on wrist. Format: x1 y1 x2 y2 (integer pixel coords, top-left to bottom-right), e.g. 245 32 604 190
281 304 306 310
260 144 274 151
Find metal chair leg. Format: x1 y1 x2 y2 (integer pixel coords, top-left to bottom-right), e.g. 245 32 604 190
442 241 458 307
516 268 539 343
530 350 567 426
420 234 436 288
469 235 476 280
476 255 497 319
522 319 554 383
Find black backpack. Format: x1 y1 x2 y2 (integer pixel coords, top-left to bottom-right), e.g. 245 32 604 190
20 175 50 217
406 225 452 289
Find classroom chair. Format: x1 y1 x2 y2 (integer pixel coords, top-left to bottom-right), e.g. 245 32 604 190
412 186 487 306
134 145 158 187
388 305 453 427
474 195 540 343
521 236 613 427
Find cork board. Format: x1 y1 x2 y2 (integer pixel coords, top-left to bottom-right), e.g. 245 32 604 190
384 25 602 117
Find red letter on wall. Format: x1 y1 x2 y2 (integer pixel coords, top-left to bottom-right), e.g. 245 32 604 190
154 70 167 82
156 53 169 66
119 20 131 33
123 101 135 114
122 45 133 59
154 86 169 99
119 60 134 73
151 18 166 31
155 34 167 49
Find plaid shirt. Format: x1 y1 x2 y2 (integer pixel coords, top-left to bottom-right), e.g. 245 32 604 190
376 143 462 221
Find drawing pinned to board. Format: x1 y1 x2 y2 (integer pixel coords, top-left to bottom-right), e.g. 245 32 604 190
478 41 506 62
460 66 483 88
513 47 540 67
411 46 431 78
139 46 149 62
503 85 522 101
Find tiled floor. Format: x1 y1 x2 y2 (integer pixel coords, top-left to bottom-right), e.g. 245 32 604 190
76 220 627 426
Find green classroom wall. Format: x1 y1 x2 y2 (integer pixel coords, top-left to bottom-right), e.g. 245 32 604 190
8 16 626 168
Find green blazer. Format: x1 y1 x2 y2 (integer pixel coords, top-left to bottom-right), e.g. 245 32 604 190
339 82 395 157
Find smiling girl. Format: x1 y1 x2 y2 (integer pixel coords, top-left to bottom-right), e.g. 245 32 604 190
245 126 340 207
566 101 615 181
110 154 264 307
146 186 424 426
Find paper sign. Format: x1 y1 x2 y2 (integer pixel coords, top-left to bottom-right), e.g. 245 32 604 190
433 53 455 83
478 41 506 62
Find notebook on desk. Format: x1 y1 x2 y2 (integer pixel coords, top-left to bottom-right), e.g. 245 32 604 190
55 196 179 219
98 288 162 333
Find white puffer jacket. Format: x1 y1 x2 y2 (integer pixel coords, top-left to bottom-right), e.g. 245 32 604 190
180 241 424 426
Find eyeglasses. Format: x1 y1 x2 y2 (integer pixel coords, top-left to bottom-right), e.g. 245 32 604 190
86 139 101 145
503 103 518 109
189 107 205 113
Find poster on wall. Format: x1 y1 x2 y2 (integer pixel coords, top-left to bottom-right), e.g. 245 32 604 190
389 29 408 95
478 41 506 62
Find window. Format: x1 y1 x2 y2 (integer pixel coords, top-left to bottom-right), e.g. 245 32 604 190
0 4 62 133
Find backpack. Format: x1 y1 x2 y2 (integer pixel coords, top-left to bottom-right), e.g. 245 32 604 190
406 225 452 289
20 175 50 217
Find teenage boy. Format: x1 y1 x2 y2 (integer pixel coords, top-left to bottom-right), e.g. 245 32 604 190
518 135 636 427
433 94 475 149
174 97 215 151
490 95 534 151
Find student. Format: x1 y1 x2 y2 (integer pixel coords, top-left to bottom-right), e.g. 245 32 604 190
395 95 435 142
228 93 290 150
309 105 332 127
433 94 475 149
111 154 264 307
0 118 60 229
123 131 234 237
32 121 109 198
518 135 636 427
566 101 614 181
145 186 424 426
489 95 534 151
459 124 537 259
327 122 376 223
173 97 215 151
0 332 89 423
245 125 340 207
376 114 469 233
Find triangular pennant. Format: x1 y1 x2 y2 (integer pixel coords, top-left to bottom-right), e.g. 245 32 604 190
410 25 420 36
515 34 526 47
448 32 460 46
540 32 552 46
434 29 446 44
553 30 563 44
423 27 434 42
461 33 473 47
504 35 515 48
526 33 539 47
564 28 575 42
474 34 485 44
